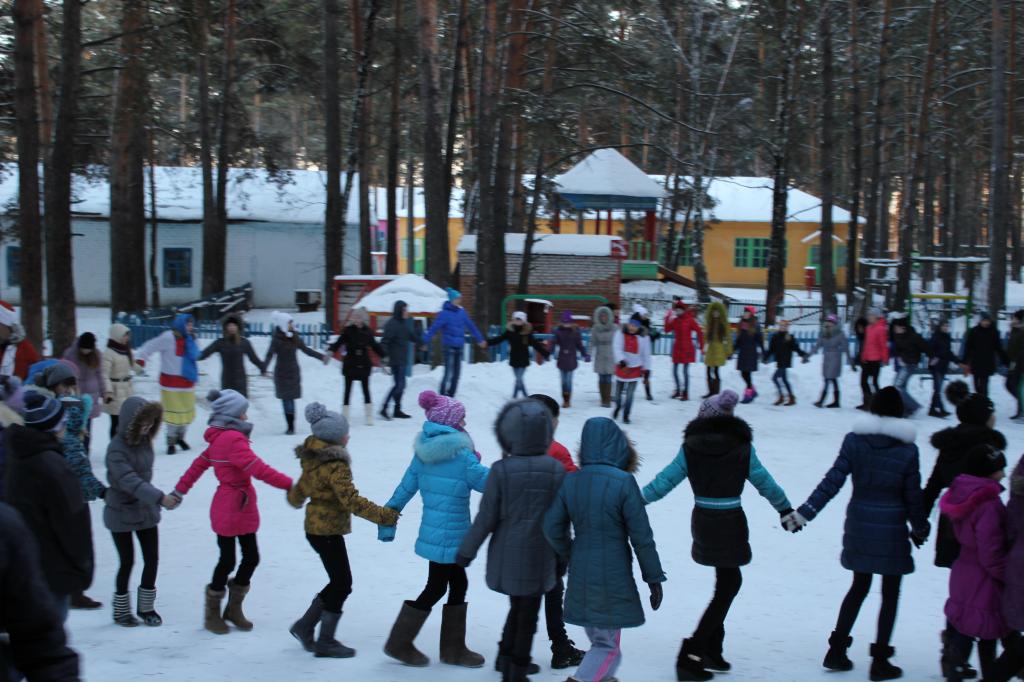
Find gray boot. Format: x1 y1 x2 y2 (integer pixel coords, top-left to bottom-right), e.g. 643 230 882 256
384 601 431 667
439 602 484 668
289 596 322 652
315 610 355 658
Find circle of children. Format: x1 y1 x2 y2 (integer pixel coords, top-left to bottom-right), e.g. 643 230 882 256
6 289 1024 682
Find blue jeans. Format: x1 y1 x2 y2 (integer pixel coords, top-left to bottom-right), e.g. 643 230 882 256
930 368 946 411
894 366 920 415
560 370 574 394
512 366 528 398
773 367 793 397
385 365 408 409
614 381 638 419
440 347 462 397
282 399 296 416
575 627 622 682
673 363 690 392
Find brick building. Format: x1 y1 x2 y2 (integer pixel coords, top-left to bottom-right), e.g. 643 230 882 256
457 234 623 331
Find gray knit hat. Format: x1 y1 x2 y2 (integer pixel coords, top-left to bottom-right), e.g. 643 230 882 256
305 402 349 443
22 391 65 431
207 389 249 419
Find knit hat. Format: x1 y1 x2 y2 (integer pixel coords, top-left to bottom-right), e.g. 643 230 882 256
78 332 96 350
35 361 78 389
744 305 757 315
529 393 560 419
945 380 970 407
305 402 349 444
979 311 993 321
21 391 64 432
957 393 995 426
447 288 462 302
270 311 294 337
351 307 369 325
108 322 130 340
673 300 687 310
560 310 574 323
870 386 905 419
207 389 249 419
419 390 465 428
964 444 1007 478
698 389 739 419
826 314 839 324
512 311 527 322
633 303 649 318
868 306 883 317
0 301 16 328
628 312 644 326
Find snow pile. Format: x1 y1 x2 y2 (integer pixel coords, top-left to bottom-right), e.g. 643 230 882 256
354 274 447 314
457 233 622 257
554 148 666 198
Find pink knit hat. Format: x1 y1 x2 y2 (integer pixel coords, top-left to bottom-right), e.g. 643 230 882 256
419 390 466 428
698 389 739 419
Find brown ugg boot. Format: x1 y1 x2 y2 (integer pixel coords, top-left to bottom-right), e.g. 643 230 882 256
204 586 229 635
384 601 431 667
440 603 485 668
562 391 571 408
224 579 254 631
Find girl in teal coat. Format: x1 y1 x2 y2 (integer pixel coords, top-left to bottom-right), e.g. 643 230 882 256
544 416 665 682
380 390 489 669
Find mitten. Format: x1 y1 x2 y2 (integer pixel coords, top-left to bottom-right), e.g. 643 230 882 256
378 525 396 542
781 509 808 533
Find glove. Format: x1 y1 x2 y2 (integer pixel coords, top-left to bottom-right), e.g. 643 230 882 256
781 509 808 533
103 393 114 404
911 524 930 548
648 581 664 611
583 355 592 363
454 554 472 568
618 360 627 369
378 525 396 542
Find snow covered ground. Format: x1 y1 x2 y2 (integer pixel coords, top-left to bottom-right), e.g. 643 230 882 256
67 308 1024 681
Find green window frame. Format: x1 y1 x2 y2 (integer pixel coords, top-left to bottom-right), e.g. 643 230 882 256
809 244 848 269
678 235 694 266
735 238 784 268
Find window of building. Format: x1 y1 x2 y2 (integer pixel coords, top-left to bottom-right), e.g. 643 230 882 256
677 235 694 266
809 244 849 269
734 238 784 268
6 247 20 288
163 248 193 288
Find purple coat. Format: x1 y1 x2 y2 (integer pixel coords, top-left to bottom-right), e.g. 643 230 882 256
1004 458 1024 631
552 325 587 372
62 342 103 419
940 474 1009 639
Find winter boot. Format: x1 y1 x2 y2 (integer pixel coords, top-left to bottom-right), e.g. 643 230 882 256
70 591 102 610
494 652 540 675
112 592 140 627
741 387 755 404
644 376 653 401
290 595 323 652
676 638 713 681
815 388 827 408
224 579 254 631
786 394 797 406
364 403 374 426
177 438 190 451
505 662 534 682
167 444 177 455
600 383 612 407
379 404 393 421
562 391 572 409
828 389 841 408
929 406 948 418
551 637 585 669
671 390 681 399
315 610 356 658
204 586 229 635
285 413 295 435
774 395 786 406
823 631 853 671
705 626 731 672
681 390 689 401
439 603 485 668
869 644 903 681
137 587 162 626
383 601 431 667
394 406 411 419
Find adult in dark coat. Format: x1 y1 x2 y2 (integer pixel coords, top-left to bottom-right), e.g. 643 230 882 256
890 317 931 416
4 393 94 614
765 321 808 405
487 312 550 400
264 312 325 434
550 312 589 408
199 316 265 397
1006 310 1024 418
457 399 565 679
791 387 930 680
734 307 764 403
927 318 960 417
961 312 1008 398
380 300 423 419
0 502 79 681
327 308 385 423
642 390 793 679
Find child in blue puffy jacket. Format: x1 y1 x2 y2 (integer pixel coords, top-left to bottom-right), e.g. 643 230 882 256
380 390 489 668
422 289 486 397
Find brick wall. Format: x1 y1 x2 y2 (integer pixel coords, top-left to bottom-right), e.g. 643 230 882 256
458 251 621 327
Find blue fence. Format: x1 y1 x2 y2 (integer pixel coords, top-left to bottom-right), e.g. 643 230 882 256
118 317 333 350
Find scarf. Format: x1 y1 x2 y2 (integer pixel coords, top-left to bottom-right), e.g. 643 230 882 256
174 332 199 383
208 412 254 437
107 338 134 366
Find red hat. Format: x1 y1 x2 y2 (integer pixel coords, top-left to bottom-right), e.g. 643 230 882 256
673 300 687 310
744 305 757 314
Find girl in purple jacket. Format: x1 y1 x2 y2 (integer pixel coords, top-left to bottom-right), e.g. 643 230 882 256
939 443 1009 681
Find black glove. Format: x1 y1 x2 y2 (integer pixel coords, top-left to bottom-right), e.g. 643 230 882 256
648 582 663 611
454 554 471 568
911 528 929 549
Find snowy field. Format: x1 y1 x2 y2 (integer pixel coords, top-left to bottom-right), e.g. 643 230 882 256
67 308 1024 681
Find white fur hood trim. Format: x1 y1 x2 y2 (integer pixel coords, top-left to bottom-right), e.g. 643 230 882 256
851 415 917 444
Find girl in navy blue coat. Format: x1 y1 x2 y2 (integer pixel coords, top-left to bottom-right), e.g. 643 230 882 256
787 386 930 681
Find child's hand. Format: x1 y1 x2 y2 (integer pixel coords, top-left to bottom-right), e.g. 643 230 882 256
160 495 180 510
378 525 396 542
648 582 663 611
911 525 930 548
381 507 400 526
454 554 471 568
781 509 807 533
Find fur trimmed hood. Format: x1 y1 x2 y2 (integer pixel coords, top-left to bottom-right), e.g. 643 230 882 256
931 424 1007 452
414 422 476 464
294 436 351 465
0 402 23 429
940 475 1004 521
684 414 753 443
117 397 163 446
851 414 917 444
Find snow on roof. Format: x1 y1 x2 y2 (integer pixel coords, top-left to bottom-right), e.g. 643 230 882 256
354 274 447 314
621 279 696 300
371 186 465 220
457 233 621 257
0 165 365 225
554 149 665 198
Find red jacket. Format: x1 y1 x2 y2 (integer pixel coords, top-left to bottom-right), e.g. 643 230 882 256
665 310 704 364
0 338 40 381
862 319 890 363
548 440 578 473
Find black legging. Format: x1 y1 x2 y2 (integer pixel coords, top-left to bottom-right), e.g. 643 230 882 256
306 534 353 613
691 567 742 653
500 595 543 666
706 366 721 392
211 533 259 592
834 572 902 647
343 376 371 406
111 527 159 594
544 559 569 642
740 371 754 389
973 373 991 398
821 378 840 402
410 561 467 610
861 361 881 402
946 624 998 679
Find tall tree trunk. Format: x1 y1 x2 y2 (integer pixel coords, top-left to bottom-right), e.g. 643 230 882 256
32 0 51 162
197 0 219 296
846 0 863 295
416 0 450 285
862 0 893 260
819 0 837 314
323 0 343 328
211 0 236 293
921 157 936 287
385 0 403 275
12 0 44 347
110 0 149 317
473 0 499 329
1009 1 1021 281
148 128 160 308
43 0 82 351
443 0 469 215
989 0 1010 313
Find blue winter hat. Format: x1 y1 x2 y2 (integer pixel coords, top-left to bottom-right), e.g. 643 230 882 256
22 391 65 432
447 288 462 302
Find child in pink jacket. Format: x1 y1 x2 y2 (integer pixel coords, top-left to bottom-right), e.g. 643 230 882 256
939 443 1009 680
172 389 293 635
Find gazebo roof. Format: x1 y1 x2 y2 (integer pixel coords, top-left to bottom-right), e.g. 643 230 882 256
553 149 665 211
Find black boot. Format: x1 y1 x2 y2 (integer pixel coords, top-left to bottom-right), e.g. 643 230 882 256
379 405 393 421
814 387 827 408
384 601 431 667
869 643 903 681
177 438 190 451
676 639 713 681
705 626 730 672
289 596 322 652
823 631 853 671
285 413 295 435
394 407 411 419
644 377 653 401
551 637 585 669
439 603 485 668
827 388 841 408
494 652 540 674
315 610 356 658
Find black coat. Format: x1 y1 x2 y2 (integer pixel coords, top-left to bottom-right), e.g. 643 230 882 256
199 336 264 397
329 324 384 380
925 424 1007 567
853 318 868 366
928 331 958 374
264 331 324 400
3 425 93 596
0 502 79 681
380 303 422 369
962 324 1008 376
891 328 930 367
734 325 764 373
765 332 807 369
487 323 550 368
